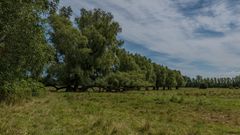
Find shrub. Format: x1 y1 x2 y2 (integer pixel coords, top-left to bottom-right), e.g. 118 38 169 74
102 71 152 91
28 80 47 97
199 83 208 89
0 79 46 104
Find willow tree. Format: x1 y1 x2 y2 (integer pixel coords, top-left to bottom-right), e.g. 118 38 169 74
166 70 177 90
75 9 123 80
99 49 154 91
132 54 155 86
116 49 140 72
175 70 185 89
153 64 168 90
48 8 123 91
48 7 91 91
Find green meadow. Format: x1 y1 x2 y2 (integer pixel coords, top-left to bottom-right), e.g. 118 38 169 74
1 88 240 135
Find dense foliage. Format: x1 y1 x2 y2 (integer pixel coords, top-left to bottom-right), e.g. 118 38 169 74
0 0 52 82
2 0 239 104
0 0 188 103
0 1 185 103
0 0 51 103
184 75 240 89
0 79 46 104
44 4 185 92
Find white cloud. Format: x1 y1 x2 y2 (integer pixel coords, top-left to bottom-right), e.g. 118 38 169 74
61 0 240 77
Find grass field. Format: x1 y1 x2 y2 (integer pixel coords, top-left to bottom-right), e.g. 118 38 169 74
1 88 240 135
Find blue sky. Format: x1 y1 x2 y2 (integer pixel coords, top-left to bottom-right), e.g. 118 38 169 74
61 0 240 77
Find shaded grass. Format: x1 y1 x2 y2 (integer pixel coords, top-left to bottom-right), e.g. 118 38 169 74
1 88 240 135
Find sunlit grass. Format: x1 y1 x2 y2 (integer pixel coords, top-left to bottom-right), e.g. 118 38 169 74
1 88 240 135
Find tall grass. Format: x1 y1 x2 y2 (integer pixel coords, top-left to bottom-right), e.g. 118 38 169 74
0 88 240 134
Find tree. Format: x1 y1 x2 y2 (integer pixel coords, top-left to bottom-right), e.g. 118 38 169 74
159 67 168 90
234 75 240 88
133 54 155 86
59 6 72 18
183 75 240 89
153 64 167 90
175 70 185 89
48 7 90 91
183 76 192 87
96 71 151 92
116 49 140 72
0 0 52 83
48 8 123 91
0 0 53 102
166 70 177 90
196 75 203 84
75 8 123 80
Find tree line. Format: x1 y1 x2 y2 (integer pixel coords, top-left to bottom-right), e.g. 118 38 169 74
0 0 185 101
2 0 237 103
45 4 185 92
184 75 240 89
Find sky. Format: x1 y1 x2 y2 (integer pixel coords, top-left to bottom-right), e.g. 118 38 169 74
61 0 240 77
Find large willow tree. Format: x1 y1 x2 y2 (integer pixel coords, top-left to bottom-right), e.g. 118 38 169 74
44 2 185 92
75 8 124 79
48 7 123 91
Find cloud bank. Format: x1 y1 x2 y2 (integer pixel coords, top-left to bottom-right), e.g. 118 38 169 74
61 0 240 77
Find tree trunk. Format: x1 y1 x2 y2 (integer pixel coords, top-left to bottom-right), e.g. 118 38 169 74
73 84 78 92
66 85 73 92
79 86 89 92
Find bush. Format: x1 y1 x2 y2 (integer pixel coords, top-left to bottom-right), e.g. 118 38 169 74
199 83 208 89
0 79 46 104
96 71 153 91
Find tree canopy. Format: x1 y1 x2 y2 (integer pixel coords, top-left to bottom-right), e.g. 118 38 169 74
1 1 186 96
0 0 52 83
